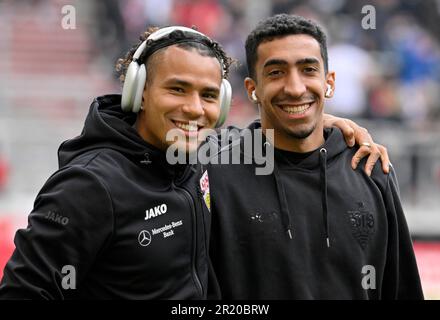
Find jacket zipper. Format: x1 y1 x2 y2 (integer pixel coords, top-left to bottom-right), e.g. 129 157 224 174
196 185 209 252
173 182 204 298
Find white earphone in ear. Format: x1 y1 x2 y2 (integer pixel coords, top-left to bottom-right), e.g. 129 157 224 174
325 84 333 97
251 90 258 102
121 26 232 128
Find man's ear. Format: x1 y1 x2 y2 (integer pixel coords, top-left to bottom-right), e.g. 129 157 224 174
140 86 148 111
245 77 258 104
325 71 336 98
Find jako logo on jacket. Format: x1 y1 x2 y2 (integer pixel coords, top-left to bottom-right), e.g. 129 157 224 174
145 204 167 220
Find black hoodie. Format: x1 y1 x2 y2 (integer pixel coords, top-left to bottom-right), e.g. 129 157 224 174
208 120 424 299
0 95 213 299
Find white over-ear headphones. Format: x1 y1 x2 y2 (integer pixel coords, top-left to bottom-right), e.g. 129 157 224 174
325 84 333 97
121 26 232 128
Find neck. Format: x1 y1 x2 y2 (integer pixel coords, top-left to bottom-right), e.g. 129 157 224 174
134 116 166 151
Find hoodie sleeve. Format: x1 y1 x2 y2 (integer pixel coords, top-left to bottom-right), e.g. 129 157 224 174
380 166 424 299
0 166 114 299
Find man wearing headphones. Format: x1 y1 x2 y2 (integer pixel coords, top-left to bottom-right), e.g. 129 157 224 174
0 26 233 299
0 25 388 300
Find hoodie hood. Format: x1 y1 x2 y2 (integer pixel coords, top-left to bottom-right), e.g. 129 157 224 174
58 94 167 168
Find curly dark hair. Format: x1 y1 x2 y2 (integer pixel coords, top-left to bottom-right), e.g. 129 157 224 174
115 26 233 84
245 14 328 80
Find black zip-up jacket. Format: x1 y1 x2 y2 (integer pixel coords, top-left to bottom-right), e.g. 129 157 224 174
0 95 212 299
209 120 424 299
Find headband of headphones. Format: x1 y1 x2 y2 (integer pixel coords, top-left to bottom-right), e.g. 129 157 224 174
133 26 226 77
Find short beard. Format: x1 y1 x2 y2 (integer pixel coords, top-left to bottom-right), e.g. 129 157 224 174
288 124 316 140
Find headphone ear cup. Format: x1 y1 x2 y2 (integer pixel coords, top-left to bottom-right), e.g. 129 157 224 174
121 61 139 112
132 64 146 113
215 79 232 128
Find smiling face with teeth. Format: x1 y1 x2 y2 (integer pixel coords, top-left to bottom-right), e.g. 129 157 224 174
135 45 222 154
245 34 335 152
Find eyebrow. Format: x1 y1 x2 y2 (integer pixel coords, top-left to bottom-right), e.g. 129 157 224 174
165 78 220 93
263 57 320 69
165 78 191 87
263 59 288 69
296 57 320 66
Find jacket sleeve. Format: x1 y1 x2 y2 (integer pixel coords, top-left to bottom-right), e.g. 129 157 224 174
0 166 114 299
381 166 424 299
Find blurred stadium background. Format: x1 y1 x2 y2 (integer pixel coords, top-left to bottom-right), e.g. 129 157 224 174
0 0 439 299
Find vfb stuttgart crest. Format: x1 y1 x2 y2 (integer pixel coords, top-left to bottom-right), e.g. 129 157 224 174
347 202 375 250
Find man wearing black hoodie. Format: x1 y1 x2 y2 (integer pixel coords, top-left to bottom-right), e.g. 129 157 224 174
208 14 424 299
0 26 234 299
0 24 388 300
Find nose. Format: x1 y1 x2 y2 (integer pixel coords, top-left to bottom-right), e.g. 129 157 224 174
284 70 307 98
182 93 205 118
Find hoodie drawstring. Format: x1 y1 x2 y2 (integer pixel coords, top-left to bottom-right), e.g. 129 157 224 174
319 148 330 248
273 149 331 246
273 154 294 240
273 147 331 246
